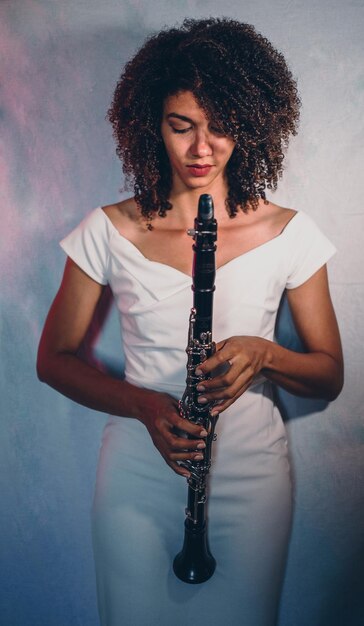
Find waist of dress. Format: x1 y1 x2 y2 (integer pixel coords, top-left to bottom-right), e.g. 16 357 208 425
125 372 267 398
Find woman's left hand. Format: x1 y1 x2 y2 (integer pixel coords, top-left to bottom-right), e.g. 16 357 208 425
195 336 269 414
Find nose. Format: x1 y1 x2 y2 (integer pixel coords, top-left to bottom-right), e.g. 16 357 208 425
190 130 213 158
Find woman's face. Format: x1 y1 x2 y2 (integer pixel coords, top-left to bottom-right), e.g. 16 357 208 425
160 91 235 192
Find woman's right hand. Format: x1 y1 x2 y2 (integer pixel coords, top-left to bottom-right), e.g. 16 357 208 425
137 389 208 477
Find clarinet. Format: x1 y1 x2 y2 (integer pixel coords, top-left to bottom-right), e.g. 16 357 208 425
173 193 218 584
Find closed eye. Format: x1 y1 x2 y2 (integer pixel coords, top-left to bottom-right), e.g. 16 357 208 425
170 126 192 134
171 126 225 136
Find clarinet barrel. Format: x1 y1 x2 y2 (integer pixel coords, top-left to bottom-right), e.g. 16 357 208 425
173 194 218 584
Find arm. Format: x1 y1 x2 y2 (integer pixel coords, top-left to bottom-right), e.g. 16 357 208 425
194 265 344 413
37 257 207 476
263 265 343 398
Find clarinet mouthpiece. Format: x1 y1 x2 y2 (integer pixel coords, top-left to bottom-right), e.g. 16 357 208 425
198 194 214 222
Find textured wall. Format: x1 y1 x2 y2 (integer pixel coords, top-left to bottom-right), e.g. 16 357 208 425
1 1 363 625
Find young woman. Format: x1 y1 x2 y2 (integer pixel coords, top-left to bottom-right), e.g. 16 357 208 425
37 18 343 626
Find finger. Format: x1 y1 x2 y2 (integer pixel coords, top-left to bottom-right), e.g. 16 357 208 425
168 460 191 478
195 345 234 377
210 379 253 413
155 440 199 476
210 395 238 414
170 413 208 438
196 363 239 392
166 432 206 451
155 412 206 440
195 353 229 376
197 370 254 405
169 449 205 462
196 359 252 394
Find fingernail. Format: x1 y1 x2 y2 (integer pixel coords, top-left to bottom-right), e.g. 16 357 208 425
210 410 219 417
196 384 205 391
182 472 190 478
197 442 206 449
200 429 208 437
194 454 204 460
195 368 203 376
197 396 207 404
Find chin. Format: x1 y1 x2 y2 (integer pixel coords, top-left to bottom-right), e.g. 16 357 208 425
182 174 217 189
185 181 213 192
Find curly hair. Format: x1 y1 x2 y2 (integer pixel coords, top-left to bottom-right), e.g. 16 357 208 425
108 17 300 225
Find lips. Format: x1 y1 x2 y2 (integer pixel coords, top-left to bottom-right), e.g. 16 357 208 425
186 164 213 177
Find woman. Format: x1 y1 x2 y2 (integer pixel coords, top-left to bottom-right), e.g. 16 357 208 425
37 18 343 626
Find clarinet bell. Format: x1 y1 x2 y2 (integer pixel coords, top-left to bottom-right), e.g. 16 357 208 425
173 520 216 584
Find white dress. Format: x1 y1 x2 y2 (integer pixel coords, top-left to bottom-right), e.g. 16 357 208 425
60 207 336 626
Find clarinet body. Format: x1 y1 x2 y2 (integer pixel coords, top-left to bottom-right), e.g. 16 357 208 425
173 194 218 584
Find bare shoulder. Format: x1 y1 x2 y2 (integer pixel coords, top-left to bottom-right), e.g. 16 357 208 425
244 199 297 239
101 197 145 236
263 200 297 229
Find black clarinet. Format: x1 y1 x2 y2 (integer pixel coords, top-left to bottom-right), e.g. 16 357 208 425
173 194 218 584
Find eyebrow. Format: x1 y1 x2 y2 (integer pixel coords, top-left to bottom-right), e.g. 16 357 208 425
166 113 193 123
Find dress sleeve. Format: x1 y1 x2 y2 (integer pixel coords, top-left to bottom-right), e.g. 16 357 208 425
59 207 109 285
286 212 336 289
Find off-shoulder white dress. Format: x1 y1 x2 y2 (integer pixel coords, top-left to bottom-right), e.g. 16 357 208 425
60 207 335 626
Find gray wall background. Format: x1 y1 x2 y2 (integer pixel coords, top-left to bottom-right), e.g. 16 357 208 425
1 1 363 625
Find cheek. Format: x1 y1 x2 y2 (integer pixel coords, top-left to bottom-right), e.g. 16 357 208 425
164 139 185 165
214 149 231 166
221 142 235 163
224 138 236 153
214 136 234 152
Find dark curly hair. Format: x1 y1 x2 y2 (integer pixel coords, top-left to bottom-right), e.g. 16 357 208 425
108 17 300 225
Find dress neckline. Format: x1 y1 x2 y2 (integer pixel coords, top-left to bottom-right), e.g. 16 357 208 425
98 207 300 280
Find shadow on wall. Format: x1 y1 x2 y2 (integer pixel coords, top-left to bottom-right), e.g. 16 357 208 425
77 286 125 380
274 294 329 421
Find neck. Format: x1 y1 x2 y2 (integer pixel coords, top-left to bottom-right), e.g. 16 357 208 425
167 181 231 228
